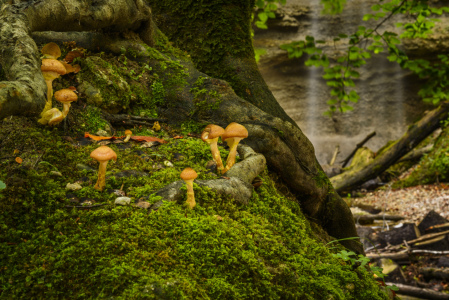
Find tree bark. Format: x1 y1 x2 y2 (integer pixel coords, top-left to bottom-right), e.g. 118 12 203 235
331 102 449 192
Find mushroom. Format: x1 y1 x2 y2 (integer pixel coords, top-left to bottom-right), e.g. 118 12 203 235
38 107 63 125
221 122 248 173
38 58 67 118
41 42 61 59
201 124 225 172
54 88 78 118
90 146 117 191
180 167 198 209
123 130 132 142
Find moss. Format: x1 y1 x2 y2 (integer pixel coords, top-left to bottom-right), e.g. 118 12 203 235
0 116 387 299
395 124 449 187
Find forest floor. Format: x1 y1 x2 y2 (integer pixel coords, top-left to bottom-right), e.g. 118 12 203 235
353 183 449 224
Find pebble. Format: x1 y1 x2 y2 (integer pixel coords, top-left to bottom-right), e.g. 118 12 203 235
49 171 63 177
115 196 131 205
163 161 174 167
135 201 151 209
66 182 82 191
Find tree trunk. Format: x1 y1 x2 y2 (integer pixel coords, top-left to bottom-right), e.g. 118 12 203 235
0 0 364 254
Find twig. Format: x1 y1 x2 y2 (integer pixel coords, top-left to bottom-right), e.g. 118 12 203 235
64 204 106 209
341 131 376 167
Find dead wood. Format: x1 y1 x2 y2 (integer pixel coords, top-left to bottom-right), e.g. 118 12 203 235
386 282 449 300
341 131 376 167
421 267 449 281
102 113 167 127
331 103 449 192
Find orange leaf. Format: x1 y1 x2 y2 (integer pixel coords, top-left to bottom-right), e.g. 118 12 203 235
130 136 166 143
15 157 23 164
173 135 184 139
84 132 115 141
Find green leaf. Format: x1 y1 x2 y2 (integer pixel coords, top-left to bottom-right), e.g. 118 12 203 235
258 12 268 22
0 180 5 189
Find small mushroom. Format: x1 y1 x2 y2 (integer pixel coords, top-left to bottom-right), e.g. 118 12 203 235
54 88 78 119
201 124 225 172
123 130 132 142
90 146 117 191
41 42 61 59
180 167 198 209
221 122 248 173
38 107 63 126
38 58 67 119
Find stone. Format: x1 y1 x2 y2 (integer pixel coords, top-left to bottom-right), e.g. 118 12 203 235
135 201 151 209
115 197 131 205
66 182 82 191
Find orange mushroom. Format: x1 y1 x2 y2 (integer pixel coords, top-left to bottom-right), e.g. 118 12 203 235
41 42 61 59
38 59 67 120
180 167 198 209
221 123 248 173
90 146 117 191
54 88 78 119
201 124 225 172
123 130 132 142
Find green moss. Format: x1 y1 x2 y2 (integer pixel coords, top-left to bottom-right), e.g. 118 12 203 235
0 116 387 299
189 76 222 118
395 124 449 187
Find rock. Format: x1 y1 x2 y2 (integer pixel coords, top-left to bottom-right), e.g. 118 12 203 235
163 161 174 167
373 223 420 247
437 257 449 268
418 210 449 234
135 201 151 209
115 197 131 205
378 258 406 284
66 182 82 191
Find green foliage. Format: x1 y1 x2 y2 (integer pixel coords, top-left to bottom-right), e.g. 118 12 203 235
254 0 286 29
320 0 347 14
151 80 166 105
0 180 5 190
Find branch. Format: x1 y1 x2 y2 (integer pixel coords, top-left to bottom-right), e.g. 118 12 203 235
331 102 449 192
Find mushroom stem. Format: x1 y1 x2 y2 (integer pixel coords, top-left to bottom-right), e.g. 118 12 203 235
184 179 196 209
222 137 243 174
94 160 109 191
61 103 71 118
209 139 224 171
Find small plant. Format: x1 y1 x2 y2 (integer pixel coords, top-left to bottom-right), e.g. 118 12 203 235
330 247 399 294
0 180 5 189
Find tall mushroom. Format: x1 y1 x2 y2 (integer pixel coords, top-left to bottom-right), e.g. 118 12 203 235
180 167 198 209
201 124 225 172
221 122 248 174
38 58 67 121
90 146 117 191
54 88 78 119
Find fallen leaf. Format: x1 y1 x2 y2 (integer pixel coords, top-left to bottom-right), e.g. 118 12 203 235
15 157 22 164
131 136 166 143
84 132 115 141
173 135 183 139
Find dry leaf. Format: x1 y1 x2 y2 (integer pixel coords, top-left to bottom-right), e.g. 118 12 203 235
15 157 23 164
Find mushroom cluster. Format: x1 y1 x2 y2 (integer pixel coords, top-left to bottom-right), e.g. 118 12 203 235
200 122 248 174
37 43 81 125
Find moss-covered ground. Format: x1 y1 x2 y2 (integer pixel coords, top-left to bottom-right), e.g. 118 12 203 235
0 115 388 299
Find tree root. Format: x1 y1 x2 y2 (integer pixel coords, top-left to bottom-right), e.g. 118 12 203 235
150 144 266 210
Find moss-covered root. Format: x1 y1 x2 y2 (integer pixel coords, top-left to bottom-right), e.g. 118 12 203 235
152 145 266 209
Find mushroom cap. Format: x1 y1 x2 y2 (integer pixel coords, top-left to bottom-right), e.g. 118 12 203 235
180 167 198 181
41 59 67 76
221 123 248 141
41 42 61 59
90 146 117 162
201 124 225 141
124 129 132 136
54 89 78 104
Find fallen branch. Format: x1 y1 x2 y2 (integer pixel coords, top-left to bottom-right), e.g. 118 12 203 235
332 103 449 192
341 131 376 167
103 113 168 127
386 282 449 300
367 249 449 260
